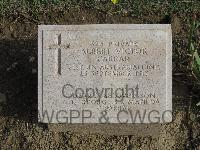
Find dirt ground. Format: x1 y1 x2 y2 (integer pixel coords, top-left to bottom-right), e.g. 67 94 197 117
0 7 200 150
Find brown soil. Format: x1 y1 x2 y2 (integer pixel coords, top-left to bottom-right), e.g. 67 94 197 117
0 8 199 150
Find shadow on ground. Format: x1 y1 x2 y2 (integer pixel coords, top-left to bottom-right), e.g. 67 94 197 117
0 39 38 123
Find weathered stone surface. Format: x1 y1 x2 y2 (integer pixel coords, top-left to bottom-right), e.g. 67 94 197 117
38 24 172 125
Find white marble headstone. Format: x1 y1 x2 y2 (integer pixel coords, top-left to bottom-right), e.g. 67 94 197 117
38 24 172 123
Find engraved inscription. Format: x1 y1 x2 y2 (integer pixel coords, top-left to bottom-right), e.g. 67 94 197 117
39 25 172 123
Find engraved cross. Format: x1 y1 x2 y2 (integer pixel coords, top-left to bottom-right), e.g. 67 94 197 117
48 34 70 75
